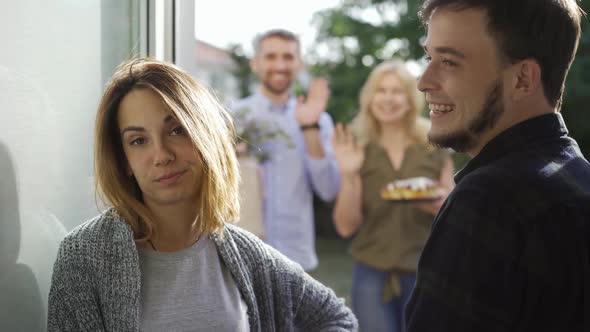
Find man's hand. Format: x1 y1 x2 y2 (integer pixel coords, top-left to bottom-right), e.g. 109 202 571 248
295 78 330 126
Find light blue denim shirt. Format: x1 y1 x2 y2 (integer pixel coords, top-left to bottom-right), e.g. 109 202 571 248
231 90 341 270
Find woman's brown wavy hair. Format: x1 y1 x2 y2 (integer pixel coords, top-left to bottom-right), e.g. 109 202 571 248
94 58 240 241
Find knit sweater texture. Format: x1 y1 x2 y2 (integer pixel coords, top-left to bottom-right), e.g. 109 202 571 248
47 209 357 331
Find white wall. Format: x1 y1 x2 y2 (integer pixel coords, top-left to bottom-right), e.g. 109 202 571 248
0 1 141 330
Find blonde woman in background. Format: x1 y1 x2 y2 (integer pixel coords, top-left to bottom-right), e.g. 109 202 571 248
47 58 357 332
332 60 454 332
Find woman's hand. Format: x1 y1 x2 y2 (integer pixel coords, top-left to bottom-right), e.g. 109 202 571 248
331 123 365 176
412 187 447 216
412 157 455 216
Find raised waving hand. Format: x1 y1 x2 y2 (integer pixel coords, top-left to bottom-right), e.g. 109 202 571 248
331 123 365 176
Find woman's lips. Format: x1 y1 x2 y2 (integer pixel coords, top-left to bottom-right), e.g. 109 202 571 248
155 170 187 184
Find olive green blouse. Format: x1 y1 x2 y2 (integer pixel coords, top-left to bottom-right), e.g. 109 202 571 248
351 142 449 277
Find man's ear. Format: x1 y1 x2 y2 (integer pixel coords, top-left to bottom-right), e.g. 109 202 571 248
510 59 542 101
294 55 304 72
249 57 258 74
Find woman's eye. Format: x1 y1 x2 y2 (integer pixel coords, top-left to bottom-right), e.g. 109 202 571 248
170 126 185 136
130 137 145 145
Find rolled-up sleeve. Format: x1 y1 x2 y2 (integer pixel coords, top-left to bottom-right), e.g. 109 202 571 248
304 113 341 202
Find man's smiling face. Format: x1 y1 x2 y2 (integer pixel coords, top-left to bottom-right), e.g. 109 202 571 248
419 7 509 154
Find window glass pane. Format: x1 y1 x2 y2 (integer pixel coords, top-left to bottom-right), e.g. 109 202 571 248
0 1 141 330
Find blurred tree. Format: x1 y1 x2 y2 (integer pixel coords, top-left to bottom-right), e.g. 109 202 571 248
562 0 590 156
228 44 255 98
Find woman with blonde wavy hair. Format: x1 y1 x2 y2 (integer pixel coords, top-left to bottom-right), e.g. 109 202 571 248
331 60 454 332
47 58 356 332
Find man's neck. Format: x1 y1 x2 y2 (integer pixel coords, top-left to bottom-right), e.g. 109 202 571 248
467 101 556 158
259 86 290 106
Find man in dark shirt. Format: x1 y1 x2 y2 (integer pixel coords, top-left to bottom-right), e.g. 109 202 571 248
406 0 590 331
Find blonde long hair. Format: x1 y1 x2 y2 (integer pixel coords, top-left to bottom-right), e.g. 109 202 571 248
94 58 240 240
353 60 430 146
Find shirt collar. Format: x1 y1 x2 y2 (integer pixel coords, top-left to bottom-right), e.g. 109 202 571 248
253 89 296 114
454 113 569 184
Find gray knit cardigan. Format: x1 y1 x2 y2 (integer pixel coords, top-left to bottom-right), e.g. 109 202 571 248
47 209 357 331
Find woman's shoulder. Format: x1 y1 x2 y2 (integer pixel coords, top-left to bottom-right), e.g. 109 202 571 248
65 209 131 242
49 209 136 313
361 141 384 159
57 209 133 262
214 223 268 257
409 142 450 161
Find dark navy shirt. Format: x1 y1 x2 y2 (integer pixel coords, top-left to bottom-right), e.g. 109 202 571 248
406 113 590 331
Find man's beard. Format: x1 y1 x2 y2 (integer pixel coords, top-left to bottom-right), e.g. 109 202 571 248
262 76 292 96
428 80 504 152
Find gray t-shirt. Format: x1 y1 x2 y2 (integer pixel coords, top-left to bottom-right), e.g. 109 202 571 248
138 237 249 332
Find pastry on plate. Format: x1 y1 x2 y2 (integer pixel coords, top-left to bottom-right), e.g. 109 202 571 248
381 176 441 201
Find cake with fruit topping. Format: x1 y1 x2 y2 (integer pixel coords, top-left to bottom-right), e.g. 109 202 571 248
381 176 441 201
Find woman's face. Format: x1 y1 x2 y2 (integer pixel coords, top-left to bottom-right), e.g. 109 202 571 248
370 73 411 126
117 88 202 208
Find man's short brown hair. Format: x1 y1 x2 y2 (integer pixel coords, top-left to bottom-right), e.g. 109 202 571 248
253 29 301 55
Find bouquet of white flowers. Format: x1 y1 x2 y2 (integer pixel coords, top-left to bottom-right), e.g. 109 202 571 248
232 107 294 162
